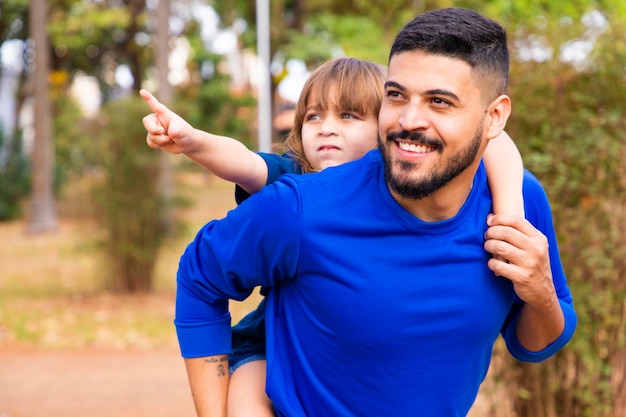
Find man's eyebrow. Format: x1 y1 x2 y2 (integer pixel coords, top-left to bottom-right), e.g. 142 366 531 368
384 81 406 91
384 82 460 102
425 89 460 101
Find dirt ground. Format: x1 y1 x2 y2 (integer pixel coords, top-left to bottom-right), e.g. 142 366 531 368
0 348 497 417
0 348 197 417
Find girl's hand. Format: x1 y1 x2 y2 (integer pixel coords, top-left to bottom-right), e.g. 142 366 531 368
140 89 194 154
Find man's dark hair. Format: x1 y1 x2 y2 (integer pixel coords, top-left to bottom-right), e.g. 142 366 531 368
390 8 509 100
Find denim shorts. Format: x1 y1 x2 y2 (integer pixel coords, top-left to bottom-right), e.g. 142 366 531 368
229 297 267 374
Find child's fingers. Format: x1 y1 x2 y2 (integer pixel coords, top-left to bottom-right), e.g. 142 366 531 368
142 114 165 135
146 133 173 149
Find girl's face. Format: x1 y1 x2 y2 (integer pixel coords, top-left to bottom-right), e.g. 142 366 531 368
301 86 379 171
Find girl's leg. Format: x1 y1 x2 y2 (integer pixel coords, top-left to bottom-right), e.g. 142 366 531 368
227 360 274 417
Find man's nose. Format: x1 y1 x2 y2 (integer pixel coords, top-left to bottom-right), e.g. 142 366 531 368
399 103 429 131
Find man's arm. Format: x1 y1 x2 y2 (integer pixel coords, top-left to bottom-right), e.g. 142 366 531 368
140 89 268 194
175 180 303 415
184 355 229 417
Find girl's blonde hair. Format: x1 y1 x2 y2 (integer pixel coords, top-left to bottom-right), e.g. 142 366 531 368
283 57 387 173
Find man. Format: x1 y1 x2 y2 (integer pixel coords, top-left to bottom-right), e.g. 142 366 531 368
175 8 577 417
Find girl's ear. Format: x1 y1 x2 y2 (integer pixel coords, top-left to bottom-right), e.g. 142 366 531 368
485 95 511 140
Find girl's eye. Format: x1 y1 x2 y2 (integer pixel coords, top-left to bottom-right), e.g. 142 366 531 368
340 113 359 120
305 113 321 121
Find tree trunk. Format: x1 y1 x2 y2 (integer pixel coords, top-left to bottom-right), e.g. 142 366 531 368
612 344 626 417
121 0 146 92
27 0 57 234
155 0 174 232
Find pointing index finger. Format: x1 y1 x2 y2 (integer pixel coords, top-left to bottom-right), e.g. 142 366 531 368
139 89 169 118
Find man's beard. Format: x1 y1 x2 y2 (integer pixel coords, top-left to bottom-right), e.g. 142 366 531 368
378 122 484 200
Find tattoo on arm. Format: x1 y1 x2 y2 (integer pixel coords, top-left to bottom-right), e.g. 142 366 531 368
204 355 228 377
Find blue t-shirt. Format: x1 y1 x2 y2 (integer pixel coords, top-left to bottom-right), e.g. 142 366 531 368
175 149 577 417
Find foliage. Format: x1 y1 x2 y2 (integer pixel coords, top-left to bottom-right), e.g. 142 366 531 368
302 0 430 35
90 96 169 293
0 128 30 220
282 13 390 66
47 0 131 70
0 0 29 42
52 93 96 185
187 81 257 149
179 26 257 149
46 0 151 96
0 70 95 222
502 7 626 416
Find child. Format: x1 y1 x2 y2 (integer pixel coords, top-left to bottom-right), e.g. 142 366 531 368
141 57 524 417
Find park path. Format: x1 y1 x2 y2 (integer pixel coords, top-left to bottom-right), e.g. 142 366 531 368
0 348 196 417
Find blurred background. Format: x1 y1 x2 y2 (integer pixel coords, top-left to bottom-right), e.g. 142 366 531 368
0 0 624 416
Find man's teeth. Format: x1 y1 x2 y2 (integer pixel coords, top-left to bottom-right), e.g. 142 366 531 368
398 142 433 153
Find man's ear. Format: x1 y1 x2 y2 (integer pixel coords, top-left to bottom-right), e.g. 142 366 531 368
485 95 511 140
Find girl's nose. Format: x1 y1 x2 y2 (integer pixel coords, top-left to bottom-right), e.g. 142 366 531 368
319 116 339 136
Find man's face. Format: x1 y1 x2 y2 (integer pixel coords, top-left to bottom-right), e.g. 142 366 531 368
378 50 489 200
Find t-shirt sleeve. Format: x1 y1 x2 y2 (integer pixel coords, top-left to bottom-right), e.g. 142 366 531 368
234 152 300 205
176 176 303 358
500 171 578 362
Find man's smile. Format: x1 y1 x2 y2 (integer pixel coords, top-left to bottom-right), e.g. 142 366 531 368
398 141 436 154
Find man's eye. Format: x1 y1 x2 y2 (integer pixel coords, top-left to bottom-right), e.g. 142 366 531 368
431 97 450 106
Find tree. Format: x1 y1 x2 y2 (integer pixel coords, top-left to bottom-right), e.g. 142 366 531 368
91 96 168 293
154 0 175 232
26 0 57 233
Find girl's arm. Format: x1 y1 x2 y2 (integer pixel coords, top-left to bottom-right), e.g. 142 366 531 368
484 131 525 217
140 89 268 195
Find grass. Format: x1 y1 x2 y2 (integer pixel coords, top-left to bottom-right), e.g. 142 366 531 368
0 170 263 351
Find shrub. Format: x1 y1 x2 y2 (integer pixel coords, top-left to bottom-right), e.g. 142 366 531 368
90 96 169 293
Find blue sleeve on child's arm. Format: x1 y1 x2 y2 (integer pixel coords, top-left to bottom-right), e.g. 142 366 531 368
235 152 300 204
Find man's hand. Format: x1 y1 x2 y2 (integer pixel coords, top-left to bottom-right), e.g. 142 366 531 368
484 213 564 351
484 213 555 306
140 89 195 154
